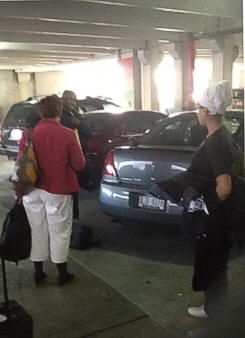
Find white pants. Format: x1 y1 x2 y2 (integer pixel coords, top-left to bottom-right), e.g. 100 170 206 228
23 189 73 264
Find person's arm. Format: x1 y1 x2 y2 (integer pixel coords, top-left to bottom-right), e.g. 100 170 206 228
78 119 92 140
216 174 232 201
68 131 86 172
207 134 233 202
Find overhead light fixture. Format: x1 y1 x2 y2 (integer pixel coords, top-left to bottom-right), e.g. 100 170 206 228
0 42 8 50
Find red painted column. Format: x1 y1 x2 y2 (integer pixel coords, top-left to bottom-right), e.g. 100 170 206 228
118 57 134 109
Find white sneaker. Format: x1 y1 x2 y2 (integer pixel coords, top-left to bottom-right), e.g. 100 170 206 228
188 305 208 319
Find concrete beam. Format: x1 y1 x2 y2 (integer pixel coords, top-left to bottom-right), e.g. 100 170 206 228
0 43 114 54
0 56 87 63
0 50 96 59
0 60 62 66
0 32 146 49
0 2 231 33
76 0 242 19
0 17 185 42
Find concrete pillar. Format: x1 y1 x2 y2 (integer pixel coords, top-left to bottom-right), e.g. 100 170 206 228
169 41 196 111
182 42 196 110
132 49 142 109
16 72 35 101
35 71 65 96
150 45 163 111
137 45 163 111
169 43 182 112
174 58 183 111
210 36 238 84
137 49 151 110
141 63 151 110
0 70 18 117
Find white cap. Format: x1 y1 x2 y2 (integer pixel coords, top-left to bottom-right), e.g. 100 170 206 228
198 80 232 115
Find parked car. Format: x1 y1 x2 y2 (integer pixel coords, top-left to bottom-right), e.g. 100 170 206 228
77 96 120 112
99 110 244 228
83 110 166 181
0 100 38 159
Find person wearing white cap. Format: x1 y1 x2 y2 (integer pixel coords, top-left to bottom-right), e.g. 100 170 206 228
186 81 236 322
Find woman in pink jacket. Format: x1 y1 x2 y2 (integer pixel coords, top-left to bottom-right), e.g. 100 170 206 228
21 95 86 285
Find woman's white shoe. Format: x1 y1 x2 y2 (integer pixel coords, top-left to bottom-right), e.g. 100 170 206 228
187 305 208 319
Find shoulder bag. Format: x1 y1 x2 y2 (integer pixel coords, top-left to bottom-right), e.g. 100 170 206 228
10 129 38 197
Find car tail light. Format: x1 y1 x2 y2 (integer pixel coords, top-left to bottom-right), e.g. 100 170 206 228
103 151 116 176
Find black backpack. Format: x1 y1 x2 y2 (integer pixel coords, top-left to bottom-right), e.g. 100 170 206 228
0 202 31 263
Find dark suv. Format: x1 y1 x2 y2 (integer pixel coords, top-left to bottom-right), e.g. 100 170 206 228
0 100 38 160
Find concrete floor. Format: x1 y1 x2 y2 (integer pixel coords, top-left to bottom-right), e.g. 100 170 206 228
0 155 245 338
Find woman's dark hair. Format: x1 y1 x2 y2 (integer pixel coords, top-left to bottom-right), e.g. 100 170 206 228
39 95 62 119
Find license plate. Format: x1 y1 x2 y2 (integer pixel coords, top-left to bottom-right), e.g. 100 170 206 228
138 195 165 211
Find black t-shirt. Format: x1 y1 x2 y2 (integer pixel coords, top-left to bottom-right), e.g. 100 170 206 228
188 126 235 182
60 109 73 129
60 109 92 151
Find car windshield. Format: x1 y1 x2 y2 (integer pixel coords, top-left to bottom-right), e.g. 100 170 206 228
83 113 120 134
2 104 37 128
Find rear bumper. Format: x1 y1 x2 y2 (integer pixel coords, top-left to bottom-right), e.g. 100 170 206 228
0 146 6 155
99 183 183 226
1 145 18 159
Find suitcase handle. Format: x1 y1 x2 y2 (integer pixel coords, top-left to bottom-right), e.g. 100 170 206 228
0 253 10 319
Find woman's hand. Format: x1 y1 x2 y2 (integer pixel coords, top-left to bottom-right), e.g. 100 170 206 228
216 174 232 201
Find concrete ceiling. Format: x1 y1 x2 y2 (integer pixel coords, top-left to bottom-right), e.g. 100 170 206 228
0 0 243 71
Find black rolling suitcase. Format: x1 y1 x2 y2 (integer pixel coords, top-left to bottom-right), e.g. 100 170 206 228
70 220 101 250
70 220 94 250
0 255 33 338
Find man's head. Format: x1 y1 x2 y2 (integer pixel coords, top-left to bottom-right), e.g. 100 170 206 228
39 95 62 120
198 81 232 115
62 90 77 111
197 81 232 127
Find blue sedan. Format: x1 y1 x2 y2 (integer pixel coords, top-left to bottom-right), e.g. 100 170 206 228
99 110 244 228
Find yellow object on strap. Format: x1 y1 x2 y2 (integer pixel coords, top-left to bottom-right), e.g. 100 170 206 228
74 128 81 146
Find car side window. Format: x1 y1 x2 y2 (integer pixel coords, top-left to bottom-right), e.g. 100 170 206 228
122 114 147 136
224 118 244 150
156 120 186 145
122 112 163 136
224 118 240 134
85 115 116 134
145 113 164 132
155 118 207 147
234 124 244 150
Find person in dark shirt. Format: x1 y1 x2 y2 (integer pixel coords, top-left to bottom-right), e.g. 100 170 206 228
186 81 235 323
61 90 92 152
61 90 92 219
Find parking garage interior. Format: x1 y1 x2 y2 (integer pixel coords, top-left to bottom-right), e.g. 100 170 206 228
0 1 244 338
0 1 243 118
